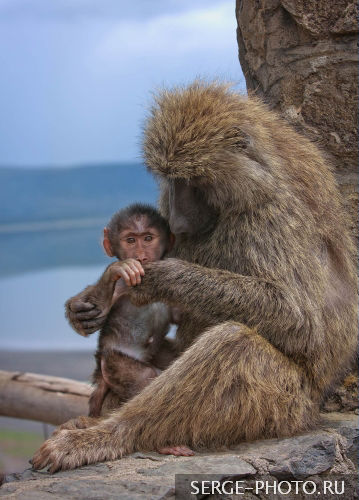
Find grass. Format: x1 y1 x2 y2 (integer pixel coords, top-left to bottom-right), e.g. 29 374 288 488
0 429 44 459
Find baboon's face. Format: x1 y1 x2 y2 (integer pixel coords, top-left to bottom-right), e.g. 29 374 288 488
167 178 216 235
113 216 168 264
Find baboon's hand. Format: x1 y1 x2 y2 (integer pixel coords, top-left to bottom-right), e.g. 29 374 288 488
107 259 145 286
51 416 104 436
128 259 183 306
65 298 106 336
32 427 122 473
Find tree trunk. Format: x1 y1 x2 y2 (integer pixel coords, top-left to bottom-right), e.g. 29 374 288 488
0 370 91 426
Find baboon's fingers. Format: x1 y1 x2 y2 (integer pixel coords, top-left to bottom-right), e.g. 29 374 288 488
33 427 125 472
158 445 195 456
177 446 195 456
32 442 52 470
75 308 102 320
82 326 100 335
70 301 96 313
32 432 79 472
126 260 145 283
81 317 107 331
49 462 62 474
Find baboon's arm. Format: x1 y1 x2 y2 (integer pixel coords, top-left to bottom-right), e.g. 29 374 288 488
65 266 116 336
130 259 306 337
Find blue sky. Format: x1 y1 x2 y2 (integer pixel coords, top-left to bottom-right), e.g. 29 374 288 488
0 0 245 167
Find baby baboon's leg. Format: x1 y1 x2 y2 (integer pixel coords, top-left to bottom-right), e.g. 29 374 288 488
100 390 125 416
101 350 159 401
32 322 317 472
152 338 178 370
97 349 165 417
89 375 109 417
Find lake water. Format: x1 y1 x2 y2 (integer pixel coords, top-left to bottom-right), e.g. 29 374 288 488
0 163 160 350
0 264 104 350
0 230 177 350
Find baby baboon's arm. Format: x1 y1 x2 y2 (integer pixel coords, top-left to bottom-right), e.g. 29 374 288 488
65 265 120 336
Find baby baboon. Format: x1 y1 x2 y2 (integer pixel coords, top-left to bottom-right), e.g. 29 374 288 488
33 82 357 472
66 204 178 417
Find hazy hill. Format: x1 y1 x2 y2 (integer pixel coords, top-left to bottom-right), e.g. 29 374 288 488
0 163 158 275
0 163 157 225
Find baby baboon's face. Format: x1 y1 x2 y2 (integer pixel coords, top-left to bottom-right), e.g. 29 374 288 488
116 215 168 264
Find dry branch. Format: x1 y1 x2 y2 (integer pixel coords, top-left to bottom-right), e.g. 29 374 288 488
0 370 91 426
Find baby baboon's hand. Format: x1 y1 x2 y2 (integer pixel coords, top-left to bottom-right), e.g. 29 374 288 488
65 298 106 336
108 259 145 287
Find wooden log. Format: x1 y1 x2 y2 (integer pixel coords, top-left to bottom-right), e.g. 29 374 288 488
0 370 91 426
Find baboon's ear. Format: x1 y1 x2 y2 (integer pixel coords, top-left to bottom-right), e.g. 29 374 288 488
103 227 114 257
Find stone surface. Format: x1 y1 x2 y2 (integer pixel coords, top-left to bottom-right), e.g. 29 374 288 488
1 413 357 499
236 0 358 239
321 374 358 414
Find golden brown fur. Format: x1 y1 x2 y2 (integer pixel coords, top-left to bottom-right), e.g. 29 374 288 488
32 81 357 472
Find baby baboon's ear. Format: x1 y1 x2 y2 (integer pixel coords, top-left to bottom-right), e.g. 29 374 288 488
103 227 114 257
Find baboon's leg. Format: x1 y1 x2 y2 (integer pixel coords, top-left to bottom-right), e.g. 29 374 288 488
101 350 159 400
32 322 318 472
98 347 168 417
152 338 178 370
89 376 109 417
100 390 126 416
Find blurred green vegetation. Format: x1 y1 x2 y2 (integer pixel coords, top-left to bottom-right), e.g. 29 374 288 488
0 429 43 468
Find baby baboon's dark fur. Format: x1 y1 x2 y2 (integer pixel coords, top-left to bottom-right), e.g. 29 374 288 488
33 81 357 472
65 206 175 417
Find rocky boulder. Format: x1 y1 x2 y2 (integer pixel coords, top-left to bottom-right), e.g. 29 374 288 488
1 413 357 499
236 0 358 238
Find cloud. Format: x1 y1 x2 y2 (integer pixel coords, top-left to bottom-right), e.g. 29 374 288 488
0 0 244 166
96 2 236 62
0 0 224 22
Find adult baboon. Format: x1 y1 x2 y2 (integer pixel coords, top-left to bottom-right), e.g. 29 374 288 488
33 81 357 472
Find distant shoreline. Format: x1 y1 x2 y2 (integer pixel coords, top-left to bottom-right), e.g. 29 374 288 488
0 217 107 234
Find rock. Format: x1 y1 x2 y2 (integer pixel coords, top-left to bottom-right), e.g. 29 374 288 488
138 455 256 478
321 374 358 413
236 0 358 240
320 412 358 466
1 413 357 499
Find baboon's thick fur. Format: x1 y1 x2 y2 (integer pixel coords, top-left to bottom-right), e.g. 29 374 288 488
33 82 357 472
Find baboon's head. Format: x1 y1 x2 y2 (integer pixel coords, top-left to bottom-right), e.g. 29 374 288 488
143 80 328 236
143 81 281 234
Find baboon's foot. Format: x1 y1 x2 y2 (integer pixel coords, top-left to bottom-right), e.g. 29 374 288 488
51 416 104 436
32 426 123 473
158 445 194 456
